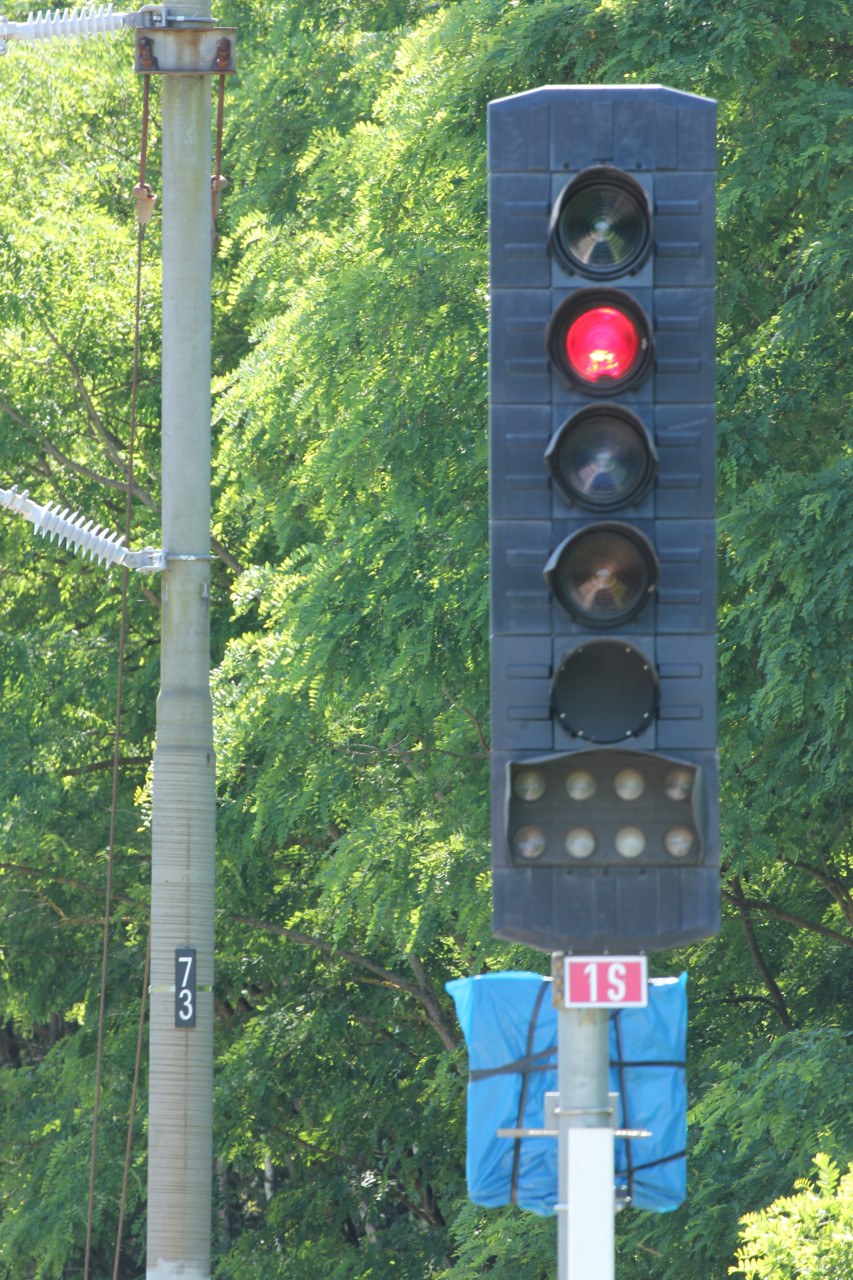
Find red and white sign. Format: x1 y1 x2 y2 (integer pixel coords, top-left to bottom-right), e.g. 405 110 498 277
563 955 648 1008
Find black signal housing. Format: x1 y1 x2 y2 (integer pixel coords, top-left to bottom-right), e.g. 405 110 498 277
488 85 718 953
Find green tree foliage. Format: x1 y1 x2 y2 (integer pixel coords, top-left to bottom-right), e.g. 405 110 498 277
731 1153 853 1280
2 0 853 1276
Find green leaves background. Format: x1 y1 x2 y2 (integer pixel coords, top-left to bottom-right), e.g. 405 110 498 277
1 0 853 1275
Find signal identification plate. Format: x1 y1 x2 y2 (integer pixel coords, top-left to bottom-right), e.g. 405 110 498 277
563 954 648 1008
175 948 197 1028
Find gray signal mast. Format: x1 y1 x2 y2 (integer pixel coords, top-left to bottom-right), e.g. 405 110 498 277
0 4 228 1275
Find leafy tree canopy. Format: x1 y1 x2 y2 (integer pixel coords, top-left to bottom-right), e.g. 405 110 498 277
1 0 853 1275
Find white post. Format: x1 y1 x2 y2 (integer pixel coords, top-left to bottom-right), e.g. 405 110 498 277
555 956 614 1280
146 2 215 1276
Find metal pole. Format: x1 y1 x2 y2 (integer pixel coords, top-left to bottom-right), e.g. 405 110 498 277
146 2 215 1276
554 955 614 1280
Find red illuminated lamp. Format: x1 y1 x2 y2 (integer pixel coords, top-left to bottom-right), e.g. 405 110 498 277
546 288 654 395
565 307 640 381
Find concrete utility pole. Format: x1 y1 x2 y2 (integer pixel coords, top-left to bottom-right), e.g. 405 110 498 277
146 2 215 1275
1 7 230 1274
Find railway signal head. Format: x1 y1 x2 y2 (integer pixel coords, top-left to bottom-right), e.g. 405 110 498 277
488 85 719 953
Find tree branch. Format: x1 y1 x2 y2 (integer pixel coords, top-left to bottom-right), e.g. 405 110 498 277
721 886 853 948
0 862 139 907
717 995 781 1012
0 397 157 508
0 863 460 1051
45 328 136 480
211 535 244 575
728 876 792 1030
444 690 489 754
329 742 485 762
779 855 853 919
228 914 460 1051
287 1133 442 1228
406 950 458 1052
60 756 150 778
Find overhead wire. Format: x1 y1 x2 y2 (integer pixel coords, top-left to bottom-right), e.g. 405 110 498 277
211 71 227 252
83 70 154 1280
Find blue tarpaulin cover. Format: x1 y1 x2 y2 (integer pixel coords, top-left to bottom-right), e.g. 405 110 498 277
446 971 686 1215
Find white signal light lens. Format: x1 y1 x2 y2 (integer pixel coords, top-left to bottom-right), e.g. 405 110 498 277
514 769 547 802
665 826 696 858
513 826 547 860
547 524 658 628
613 767 645 800
565 770 597 800
615 825 646 858
664 768 694 801
565 827 596 859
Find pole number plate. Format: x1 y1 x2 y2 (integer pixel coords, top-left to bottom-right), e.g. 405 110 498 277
175 948 197 1027
563 955 648 1008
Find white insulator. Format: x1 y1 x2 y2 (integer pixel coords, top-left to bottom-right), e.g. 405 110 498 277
0 484 164 573
2 4 128 44
35 499 129 567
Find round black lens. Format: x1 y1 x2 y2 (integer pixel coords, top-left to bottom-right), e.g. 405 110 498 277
545 524 658 626
545 405 657 511
550 168 652 280
552 640 659 743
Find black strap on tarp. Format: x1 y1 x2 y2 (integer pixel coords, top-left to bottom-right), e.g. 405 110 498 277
629 1150 686 1174
611 1009 687 1198
509 978 549 1204
468 1042 556 1080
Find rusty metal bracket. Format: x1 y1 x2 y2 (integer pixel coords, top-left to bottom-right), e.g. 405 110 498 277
134 25 235 74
